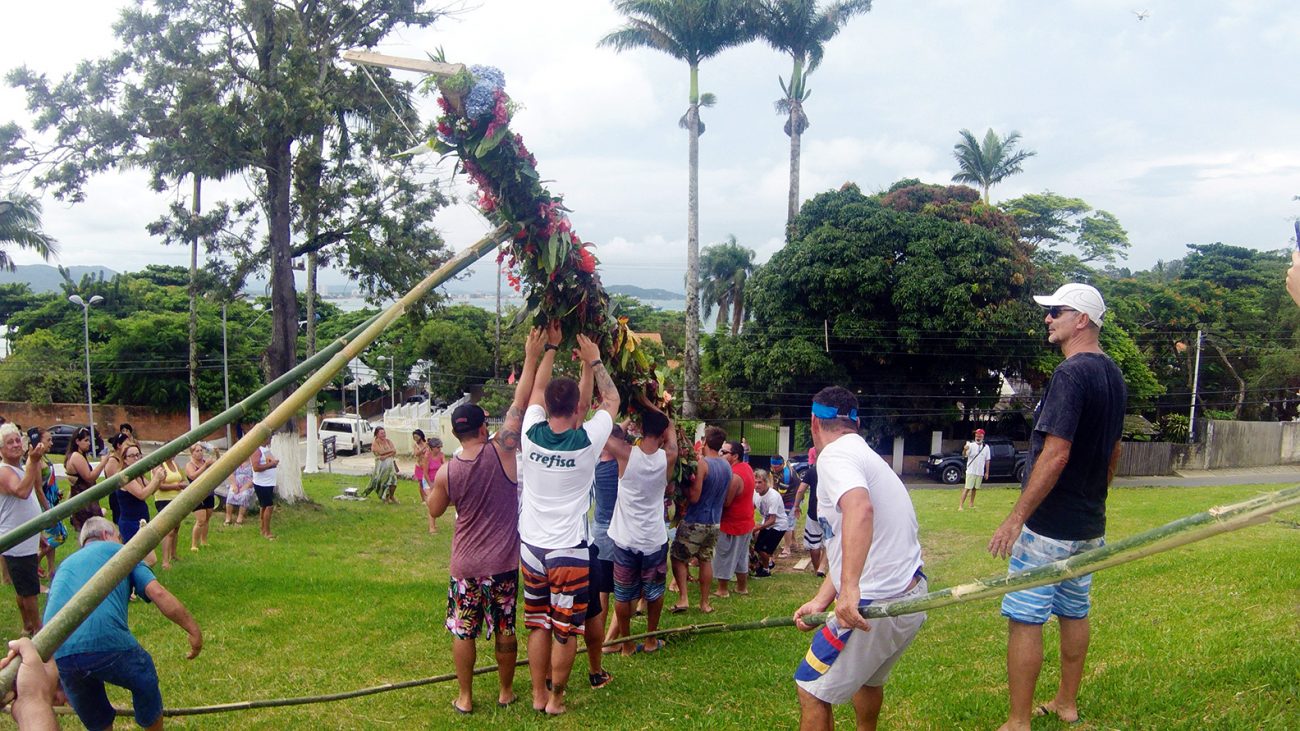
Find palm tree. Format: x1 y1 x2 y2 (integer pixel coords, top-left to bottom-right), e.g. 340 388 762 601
0 193 58 271
601 0 757 418
759 0 872 231
698 235 756 335
951 128 1036 204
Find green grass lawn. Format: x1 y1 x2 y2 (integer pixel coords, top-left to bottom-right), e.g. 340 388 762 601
13 478 1299 730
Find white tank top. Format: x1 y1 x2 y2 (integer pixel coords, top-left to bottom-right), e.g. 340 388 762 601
0 464 42 557
253 446 278 487
607 446 668 553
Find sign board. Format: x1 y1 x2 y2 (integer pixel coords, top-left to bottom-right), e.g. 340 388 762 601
322 435 337 466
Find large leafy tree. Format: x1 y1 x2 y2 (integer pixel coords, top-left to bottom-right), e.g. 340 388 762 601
1000 191 1131 269
758 0 871 230
951 128 1036 203
601 0 757 418
7 0 446 416
737 181 1041 436
0 192 57 271
698 234 756 334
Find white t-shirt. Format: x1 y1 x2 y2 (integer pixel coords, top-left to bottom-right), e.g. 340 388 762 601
519 405 613 549
816 433 922 600
253 446 277 487
608 446 668 553
965 441 990 475
753 488 785 529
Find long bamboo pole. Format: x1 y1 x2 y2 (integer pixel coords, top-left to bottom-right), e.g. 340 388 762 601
0 312 383 554
0 224 512 698
36 483 1300 718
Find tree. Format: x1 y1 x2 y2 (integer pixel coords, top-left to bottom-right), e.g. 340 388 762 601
601 0 758 418
950 128 1035 204
7 0 446 420
1000 191 1131 267
0 192 57 271
0 330 83 405
739 181 1041 435
698 235 756 334
758 0 871 230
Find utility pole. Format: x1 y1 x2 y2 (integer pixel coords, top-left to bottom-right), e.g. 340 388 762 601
1188 328 1203 443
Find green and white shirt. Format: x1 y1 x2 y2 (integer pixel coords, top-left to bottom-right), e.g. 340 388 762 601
519 404 613 549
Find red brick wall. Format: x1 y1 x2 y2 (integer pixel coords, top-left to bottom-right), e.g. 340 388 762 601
0 401 233 444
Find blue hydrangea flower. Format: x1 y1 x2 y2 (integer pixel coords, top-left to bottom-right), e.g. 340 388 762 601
465 65 506 120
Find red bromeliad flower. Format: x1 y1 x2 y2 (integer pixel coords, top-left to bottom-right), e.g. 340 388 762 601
578 247 597 274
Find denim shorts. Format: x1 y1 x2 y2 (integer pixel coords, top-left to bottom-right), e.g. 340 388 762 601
57 645 162 730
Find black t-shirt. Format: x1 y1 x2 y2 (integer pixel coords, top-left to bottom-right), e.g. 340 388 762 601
1024 352 1127 541
803 465 819 521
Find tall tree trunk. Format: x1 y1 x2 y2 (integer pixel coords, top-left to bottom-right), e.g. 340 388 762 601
266 135 298 414
731 281 744 336
188 175 201 431
683 64 702 418
714 297 727 334
787 112 802 236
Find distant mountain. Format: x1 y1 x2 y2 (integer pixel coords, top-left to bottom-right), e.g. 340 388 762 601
607 284 684 301
0 264 119 293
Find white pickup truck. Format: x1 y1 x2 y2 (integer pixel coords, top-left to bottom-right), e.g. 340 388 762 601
319 416 375 455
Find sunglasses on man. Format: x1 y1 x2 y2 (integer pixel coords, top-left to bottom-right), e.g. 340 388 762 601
1046 306 1077 319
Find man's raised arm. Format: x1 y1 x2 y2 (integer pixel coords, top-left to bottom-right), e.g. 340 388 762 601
577 334 620 418
500 327 546 454
528 321 563 409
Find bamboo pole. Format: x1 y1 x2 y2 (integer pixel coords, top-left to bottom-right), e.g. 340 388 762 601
0 224 512 698
33 483 1300 718
0 313 383 554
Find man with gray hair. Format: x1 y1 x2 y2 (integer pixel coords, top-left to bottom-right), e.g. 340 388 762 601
988 282 1126 730
43 516 202 731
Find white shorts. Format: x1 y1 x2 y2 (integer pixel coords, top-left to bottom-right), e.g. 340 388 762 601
794 577 927 703
802 518 824 550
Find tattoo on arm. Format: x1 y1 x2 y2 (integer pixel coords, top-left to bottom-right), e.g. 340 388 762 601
498 405 525 453
593 363 619 413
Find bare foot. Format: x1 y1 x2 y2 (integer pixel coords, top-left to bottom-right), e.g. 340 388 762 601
715 591 731 599
699 604 715 614
545 689 566 716
734 589 750 595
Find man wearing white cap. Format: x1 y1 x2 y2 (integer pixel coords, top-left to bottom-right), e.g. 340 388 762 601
958 428 988 511
988 282 1127 730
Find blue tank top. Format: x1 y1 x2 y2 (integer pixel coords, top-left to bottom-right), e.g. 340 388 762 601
116 487 150 523
590 458 619 557
684 456 730 525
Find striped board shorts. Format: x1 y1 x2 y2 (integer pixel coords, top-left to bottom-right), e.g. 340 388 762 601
795 573 927 704
1001 526 1104 625
520 541 589 641
802 517 824 550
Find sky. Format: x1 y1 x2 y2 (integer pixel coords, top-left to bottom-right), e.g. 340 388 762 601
3 0 1298 296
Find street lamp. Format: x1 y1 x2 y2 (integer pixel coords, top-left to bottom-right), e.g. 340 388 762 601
68 294 104 455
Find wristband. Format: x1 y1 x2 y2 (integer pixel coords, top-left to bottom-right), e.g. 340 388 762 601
543 343 560 352
590 358 603 368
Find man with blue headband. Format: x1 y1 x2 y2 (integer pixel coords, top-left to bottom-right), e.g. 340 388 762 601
793 386 925 731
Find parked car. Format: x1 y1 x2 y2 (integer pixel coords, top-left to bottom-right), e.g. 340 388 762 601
404 394 428 405
48 424 105 457
924 437 1028 485
319 416 375 455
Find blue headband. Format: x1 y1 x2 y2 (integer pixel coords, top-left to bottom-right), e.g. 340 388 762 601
812 401 857 421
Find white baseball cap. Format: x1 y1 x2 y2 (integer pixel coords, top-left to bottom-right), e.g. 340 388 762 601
1033 283 1106 326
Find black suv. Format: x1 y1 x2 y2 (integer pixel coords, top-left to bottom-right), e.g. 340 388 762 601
925 437 1028 485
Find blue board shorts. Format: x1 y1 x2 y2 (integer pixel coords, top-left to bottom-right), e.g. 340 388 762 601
57 645 162 730
1001 526 1105 624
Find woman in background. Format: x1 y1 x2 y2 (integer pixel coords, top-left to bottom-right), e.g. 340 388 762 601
63 428 107 532
116 443 164 567
363 427 399 504
153 454 189 569
225 457 256 526
186 443 218 551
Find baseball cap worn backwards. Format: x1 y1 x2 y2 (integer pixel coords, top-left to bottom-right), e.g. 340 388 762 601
451 404 486 433
1033 283 1107 326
